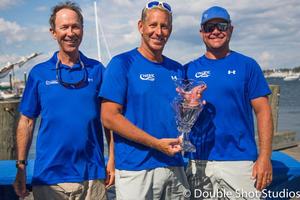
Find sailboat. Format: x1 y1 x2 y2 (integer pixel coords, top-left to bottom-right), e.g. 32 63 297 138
0 90 17 100
0 52 41 99
283 74 299 81
0 53 41 78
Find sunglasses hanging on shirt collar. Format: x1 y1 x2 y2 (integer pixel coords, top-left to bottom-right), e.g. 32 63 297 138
55 58 88 89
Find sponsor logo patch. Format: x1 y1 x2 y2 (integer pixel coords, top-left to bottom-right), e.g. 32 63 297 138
140 74 155 81
195 71 210 78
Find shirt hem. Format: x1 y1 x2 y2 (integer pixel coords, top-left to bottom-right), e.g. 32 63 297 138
116 162 185 171
32 176 106 185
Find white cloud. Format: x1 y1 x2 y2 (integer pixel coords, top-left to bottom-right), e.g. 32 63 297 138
111 0 132 7
258 51 273 69
36 5 48 12
0 18 26 44
175 15 198 29
0 17 50 45
123 29 139 45
30 26 50 42
0 0 21 10
0 54 19 65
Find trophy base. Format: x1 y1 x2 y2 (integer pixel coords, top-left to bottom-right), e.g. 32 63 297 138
182 140 196 153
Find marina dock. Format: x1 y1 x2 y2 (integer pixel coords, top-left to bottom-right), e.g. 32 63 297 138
283 143 300 161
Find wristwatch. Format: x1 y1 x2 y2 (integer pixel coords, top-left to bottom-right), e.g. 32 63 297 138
16 160 27 168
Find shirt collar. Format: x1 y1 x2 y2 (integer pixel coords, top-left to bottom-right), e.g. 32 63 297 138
49 51 90 69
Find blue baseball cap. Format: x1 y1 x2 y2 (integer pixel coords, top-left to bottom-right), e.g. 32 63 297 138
201 6 231 25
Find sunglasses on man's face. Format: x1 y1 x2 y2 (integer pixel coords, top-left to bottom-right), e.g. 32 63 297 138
202 22 230 33
146 1 172 13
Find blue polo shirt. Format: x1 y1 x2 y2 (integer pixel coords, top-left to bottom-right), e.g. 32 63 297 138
99 48 185 170
20 51 106 185
185 51 271 161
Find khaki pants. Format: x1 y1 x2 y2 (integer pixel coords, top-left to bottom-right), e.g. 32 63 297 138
186 160 262 200
32 179 107 200
115 166 189 200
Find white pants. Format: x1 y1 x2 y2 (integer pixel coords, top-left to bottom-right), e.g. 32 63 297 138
32 179 107 200
115 166 189 200
186 160 262 200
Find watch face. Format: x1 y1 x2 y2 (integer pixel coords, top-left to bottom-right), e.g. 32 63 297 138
16 160 27 168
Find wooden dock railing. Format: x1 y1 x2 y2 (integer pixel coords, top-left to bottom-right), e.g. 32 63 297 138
0 99 19 160
261 85 298 150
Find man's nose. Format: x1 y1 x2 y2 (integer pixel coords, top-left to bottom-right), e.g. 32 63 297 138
155 27 162 35
211 26 221 34
66 27 75 35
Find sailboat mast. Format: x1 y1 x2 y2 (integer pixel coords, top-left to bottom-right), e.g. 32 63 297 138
94 1 101 62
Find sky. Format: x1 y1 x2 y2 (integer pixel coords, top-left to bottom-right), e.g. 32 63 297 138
0 0 300 79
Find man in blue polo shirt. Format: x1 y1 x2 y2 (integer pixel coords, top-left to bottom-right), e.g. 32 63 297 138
185 6 273 199
100 1 189 199
13 1 114 200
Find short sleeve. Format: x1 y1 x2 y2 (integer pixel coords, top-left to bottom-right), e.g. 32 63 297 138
19 68 41 118
247 59 271 100
99 56 128 106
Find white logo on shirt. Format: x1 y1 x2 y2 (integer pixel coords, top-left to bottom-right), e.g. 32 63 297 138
195 71 210 78
228 70 236 75
171 76 177 81
45 80 59 85
140 74 155 81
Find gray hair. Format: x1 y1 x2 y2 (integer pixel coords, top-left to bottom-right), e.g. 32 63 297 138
49 1 83 29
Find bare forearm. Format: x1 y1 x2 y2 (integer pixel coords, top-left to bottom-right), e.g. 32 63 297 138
102 113 159 149
101 101 181 156
16 115 35 160
256 107 273 159
104 128 114 158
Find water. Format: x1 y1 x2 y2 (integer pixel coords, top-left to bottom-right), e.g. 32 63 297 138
267 78 300 139
29 78 300 159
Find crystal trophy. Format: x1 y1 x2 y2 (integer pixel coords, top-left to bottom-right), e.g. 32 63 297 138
172 79 206 152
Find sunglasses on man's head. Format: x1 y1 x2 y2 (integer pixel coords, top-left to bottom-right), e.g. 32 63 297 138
202 22 230 33
146 1 172 13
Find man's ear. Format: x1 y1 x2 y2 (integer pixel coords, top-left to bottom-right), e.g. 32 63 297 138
230 25 234 34
169 25 172 34
227 25 234 41
50 28 57 40
138 20 143 35
199 29 204 40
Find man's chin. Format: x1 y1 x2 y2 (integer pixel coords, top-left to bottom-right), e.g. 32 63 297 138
208 42 226 50
150 44 165 52
62 47 79 53
208 40 226 46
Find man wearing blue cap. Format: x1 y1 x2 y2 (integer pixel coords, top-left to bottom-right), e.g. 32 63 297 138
184 6 273 199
